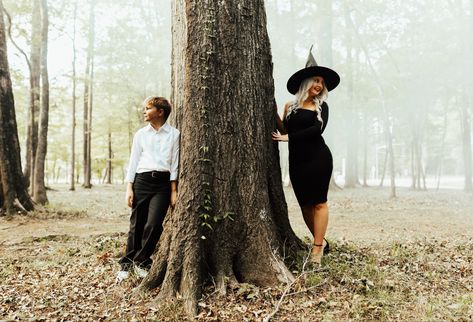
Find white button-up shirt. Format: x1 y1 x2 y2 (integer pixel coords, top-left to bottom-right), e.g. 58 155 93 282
125 123 180 182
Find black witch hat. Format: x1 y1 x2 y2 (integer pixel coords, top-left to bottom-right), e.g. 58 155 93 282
286 45 340 95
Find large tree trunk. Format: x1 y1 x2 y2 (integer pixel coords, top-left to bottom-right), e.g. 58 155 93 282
25 0 41 191
141 0 303 316
32 0 49 204
0 0 34 214
83 0 95 189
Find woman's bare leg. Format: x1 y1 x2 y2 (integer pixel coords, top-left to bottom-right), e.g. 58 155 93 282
301 205 315 236
312 202 329 255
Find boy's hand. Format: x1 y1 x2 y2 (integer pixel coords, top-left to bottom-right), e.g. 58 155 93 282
126 183 134 208
170 190 177 209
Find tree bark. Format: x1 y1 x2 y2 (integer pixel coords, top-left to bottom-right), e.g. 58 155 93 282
141 0 303 316
32 0 49 204
83 0 95 189
0 0 34 214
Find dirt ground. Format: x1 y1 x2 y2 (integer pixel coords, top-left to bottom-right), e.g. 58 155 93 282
1 184 472 246
1 184 472 321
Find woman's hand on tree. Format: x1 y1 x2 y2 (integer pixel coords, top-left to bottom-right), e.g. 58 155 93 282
272 131 288 142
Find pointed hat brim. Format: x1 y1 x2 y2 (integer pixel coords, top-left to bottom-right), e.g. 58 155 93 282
287 66 340 95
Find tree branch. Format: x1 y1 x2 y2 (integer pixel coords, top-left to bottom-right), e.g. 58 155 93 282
2 7 32 73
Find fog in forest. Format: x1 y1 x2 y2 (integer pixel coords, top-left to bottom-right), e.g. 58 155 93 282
4 0 473 193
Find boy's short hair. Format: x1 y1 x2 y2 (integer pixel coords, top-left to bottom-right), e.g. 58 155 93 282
144 96 172 120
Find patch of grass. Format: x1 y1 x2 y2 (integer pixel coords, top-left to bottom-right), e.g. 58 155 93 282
27 205 87 219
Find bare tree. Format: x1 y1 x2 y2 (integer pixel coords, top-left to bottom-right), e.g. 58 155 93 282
0 0 34 214
104 122 112 184
83 0 95 188
343 3 358 188
32 0 49 204
140 0 303 316
26 0 41 191
460 93 473 191
70 0 77 191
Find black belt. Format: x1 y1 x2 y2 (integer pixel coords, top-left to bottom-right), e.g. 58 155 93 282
138 171 170 179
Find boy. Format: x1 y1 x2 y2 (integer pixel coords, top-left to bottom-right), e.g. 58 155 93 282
116 96 179 281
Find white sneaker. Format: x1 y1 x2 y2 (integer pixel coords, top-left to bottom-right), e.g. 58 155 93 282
134 265 149 278
115 270 130 283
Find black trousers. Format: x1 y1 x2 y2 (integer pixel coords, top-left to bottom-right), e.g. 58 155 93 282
119 171 171 270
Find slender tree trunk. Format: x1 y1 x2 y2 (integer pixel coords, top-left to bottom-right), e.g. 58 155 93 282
70 1 77 191
460 93 473 191
25 0 41 192
105 126 112 184
411 138 416 189
32 0 49 204
436 105 448 191
83 0 95 188
141 0 303 316
379 148 388 187
344 4 357 188
463 0 473 192
362 110 369 187
0 0 34 214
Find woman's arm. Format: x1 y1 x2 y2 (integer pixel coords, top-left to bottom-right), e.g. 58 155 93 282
274 102 290 135
290 102 328 141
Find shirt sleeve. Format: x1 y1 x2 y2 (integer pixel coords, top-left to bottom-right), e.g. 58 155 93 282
125 131 142 183
170 130 180 181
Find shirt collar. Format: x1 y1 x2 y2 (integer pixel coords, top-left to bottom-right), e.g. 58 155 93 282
146 122 171 133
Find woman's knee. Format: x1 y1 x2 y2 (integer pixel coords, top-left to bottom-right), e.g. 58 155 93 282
314 202 328 211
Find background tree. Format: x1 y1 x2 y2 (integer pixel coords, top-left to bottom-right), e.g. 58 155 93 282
82 0 95 188
0 0 34 214
32 0 49 204
69 0 77 191
25 0 40 191
140 0 302 316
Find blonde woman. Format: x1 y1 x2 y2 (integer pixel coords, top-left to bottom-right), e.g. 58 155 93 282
273 49 340 264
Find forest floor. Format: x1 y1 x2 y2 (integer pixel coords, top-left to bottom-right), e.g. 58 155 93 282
0 184 472 321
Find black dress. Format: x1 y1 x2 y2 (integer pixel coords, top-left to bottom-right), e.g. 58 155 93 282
284 102 333 206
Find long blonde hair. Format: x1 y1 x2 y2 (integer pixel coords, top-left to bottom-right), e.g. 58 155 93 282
286 77 328 128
